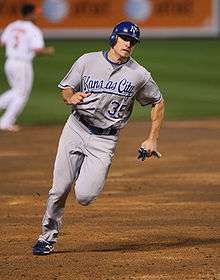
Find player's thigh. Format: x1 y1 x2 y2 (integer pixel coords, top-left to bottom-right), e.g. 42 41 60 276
53 122 85 189
5 60 32 94
74 144 114 205
23 63 33 94
17 62 33 95
4 60 16 87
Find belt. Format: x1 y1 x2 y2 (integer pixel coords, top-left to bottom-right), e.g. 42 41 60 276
73 112 118 136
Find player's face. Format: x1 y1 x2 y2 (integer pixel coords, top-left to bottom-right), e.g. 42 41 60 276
114 35 137 59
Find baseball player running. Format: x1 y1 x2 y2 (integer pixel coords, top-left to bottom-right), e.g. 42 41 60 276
0 3 54 132
32 21 165 255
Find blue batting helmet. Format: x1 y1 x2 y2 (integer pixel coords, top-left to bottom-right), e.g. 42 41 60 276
109 21 140 47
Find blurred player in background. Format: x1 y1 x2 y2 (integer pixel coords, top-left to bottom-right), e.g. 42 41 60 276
0 3 54 132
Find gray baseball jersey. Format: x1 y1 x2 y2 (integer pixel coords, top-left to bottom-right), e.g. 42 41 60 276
59 51 162 129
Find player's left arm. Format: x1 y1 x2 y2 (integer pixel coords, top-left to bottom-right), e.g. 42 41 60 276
31 28 55 55
141 98 165 155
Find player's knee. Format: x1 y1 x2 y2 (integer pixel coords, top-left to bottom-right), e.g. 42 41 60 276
76 194 96 206
49 186 71 204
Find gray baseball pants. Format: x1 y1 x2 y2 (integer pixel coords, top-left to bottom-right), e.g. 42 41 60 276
39 114 118 243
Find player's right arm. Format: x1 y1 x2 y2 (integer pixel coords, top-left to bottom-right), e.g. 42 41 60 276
34 47 54 55
61 88 89 105
0 24 9 48
59 54 90 105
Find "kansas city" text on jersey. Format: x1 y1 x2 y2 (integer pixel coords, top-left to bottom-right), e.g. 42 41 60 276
83 75 135 95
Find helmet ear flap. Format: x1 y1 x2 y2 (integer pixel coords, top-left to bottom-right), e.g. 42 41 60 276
109 33 117 47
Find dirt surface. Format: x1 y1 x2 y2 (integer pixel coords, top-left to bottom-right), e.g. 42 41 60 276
0 120 220 280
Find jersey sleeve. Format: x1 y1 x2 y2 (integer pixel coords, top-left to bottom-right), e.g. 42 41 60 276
58 55 85 92
0 25 10 44
29 27 44 50
136 75 162 106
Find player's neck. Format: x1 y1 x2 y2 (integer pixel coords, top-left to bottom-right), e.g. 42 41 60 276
23 15 36 23
107 49 129 65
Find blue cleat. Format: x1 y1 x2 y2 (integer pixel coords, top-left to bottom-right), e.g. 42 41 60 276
32 240 54 255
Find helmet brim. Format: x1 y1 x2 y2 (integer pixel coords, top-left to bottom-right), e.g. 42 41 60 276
117 32 140 42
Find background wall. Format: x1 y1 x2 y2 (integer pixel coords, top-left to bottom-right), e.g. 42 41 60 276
0 0 219 38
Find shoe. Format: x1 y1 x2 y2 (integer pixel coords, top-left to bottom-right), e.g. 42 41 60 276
32 240 54 255
0 124 21 132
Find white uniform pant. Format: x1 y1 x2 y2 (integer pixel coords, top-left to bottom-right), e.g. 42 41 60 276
0 59 33 128
39 114 118 243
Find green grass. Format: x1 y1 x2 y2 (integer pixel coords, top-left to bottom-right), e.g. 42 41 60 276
0 39 220 124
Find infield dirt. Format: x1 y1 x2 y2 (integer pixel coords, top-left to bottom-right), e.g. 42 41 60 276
0 120 219 280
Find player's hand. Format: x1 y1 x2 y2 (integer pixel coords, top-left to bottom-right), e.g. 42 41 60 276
138 138 162 161
142 138 157 154
66 92 90 105
46 47 55 55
